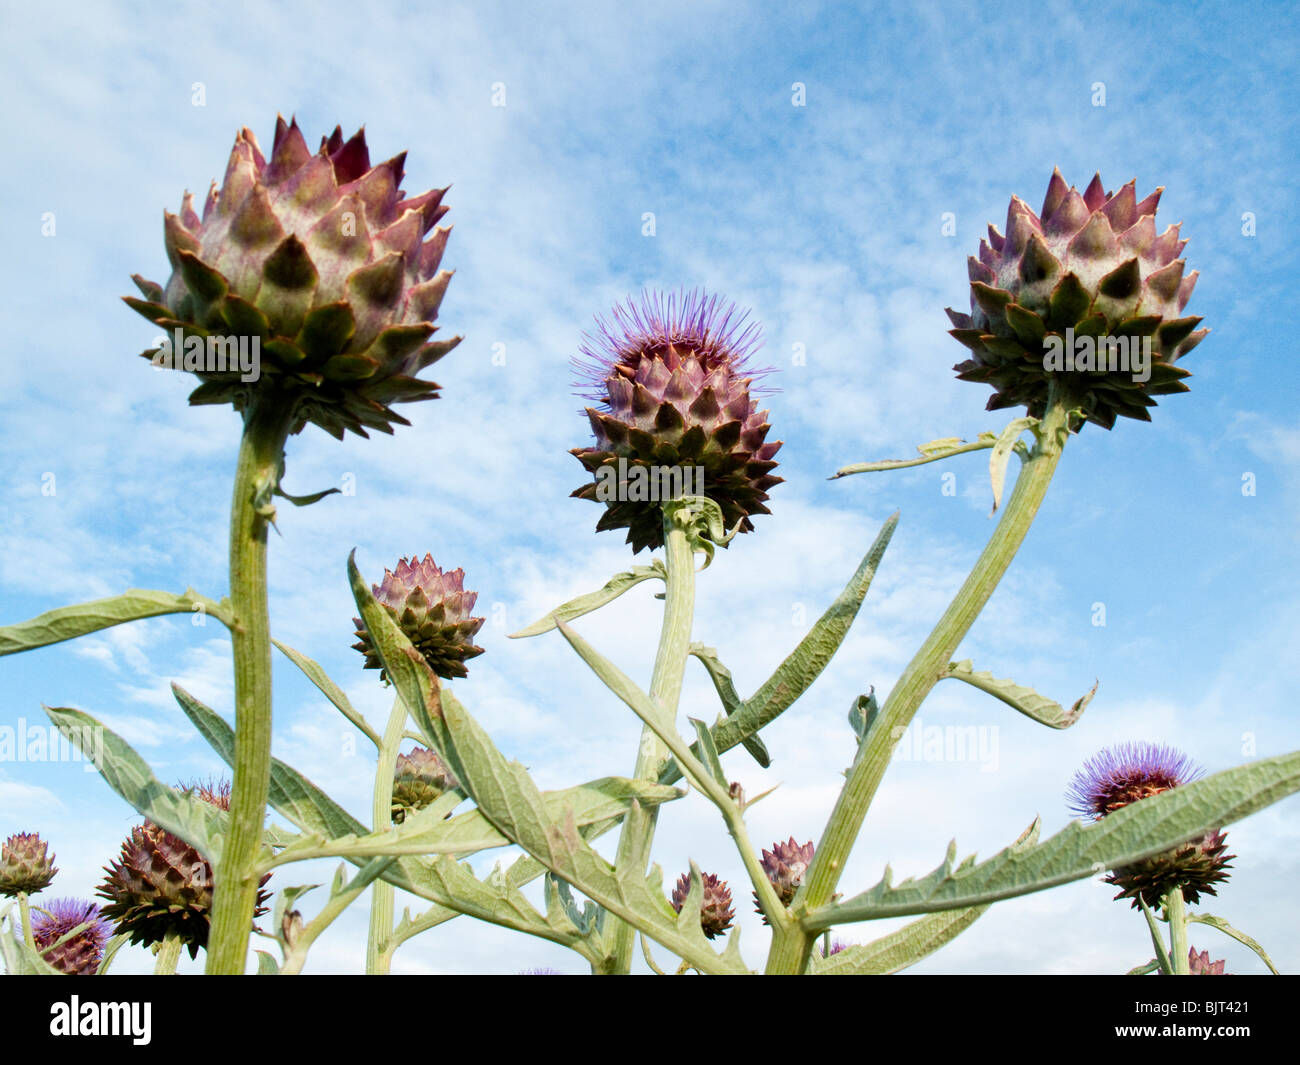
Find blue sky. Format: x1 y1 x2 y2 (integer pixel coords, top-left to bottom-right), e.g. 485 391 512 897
1 0 1297 974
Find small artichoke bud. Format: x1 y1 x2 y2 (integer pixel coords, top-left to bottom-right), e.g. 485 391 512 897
391 746 460 823
125 116 460 441
669 871 735 940
0 832 57 897
571 289 782 553
31 898 112 975
353 554 485 682
949 169 1207 430
1066 743 1234 909
755 837 815 922
97 780 271 958
281 908 305 950
1188 947 1229 975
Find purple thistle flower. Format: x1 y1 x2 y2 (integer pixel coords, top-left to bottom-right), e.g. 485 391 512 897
1066 742 1203 820
574 288 768 405
30 897 113 975
570 287 783 552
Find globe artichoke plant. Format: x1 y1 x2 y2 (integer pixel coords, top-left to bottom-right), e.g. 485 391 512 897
0 148 1294 985
0 833 56 898
571 289 782 552
949 169 1207 430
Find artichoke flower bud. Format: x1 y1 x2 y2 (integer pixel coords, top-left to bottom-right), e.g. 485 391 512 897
669 870 735 940
1188 947 1229 975
754 837 815 922
0 832 57 897
96 780 271 958
125 115 460 440
352 553 485 682
1066 743 1234 909
949 168 1207 430
31 898 112 975
391 746 460 823
571 289 782 553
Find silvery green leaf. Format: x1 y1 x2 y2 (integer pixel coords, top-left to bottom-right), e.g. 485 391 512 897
1188 914 1280 974
42 704 227 860
810 906 989 974
667 512 898 783
989 416 1039 514
831 434 999 478
809 750 1300 926
271 640 380 747
175 682 679 867
255 950 280 975
941 660 1095 729
688 718 728 788
0 588 234 655
509 561 666 638
95 933 129 975
688 644 770 767
1127 959 1160 975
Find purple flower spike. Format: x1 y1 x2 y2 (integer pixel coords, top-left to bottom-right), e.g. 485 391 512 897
1066 741 1203 820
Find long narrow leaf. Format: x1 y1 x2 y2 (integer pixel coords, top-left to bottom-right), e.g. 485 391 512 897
1 588 234 655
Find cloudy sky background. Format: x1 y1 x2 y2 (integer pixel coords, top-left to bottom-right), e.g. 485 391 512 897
1 0 1297 974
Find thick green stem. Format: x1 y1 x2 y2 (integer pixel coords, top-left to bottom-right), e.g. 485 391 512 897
367 695 408 974
154 933 183 975
1166 888 1190 974
206 396 296 975
604 510 697 974
767 392 1072 974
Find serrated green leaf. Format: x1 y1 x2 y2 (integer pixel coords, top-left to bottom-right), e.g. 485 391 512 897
0 588 234 655
668 513 898 784
174 682 681 867
941 660 1095 729
989 416 1039 514
832 434 999 478
42 704 227 859
808 750 1300 927
508 561 665 638
810 907 989 974
1188 914 1280 974
271 639 380 747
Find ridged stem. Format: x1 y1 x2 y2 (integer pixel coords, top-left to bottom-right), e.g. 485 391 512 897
206 395 296 975
766 390 1072 974
1167 887 1190 974
603 509 696 974
154 933 183 975
367 694 408 974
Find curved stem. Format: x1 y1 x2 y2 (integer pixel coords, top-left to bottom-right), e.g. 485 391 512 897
367 695 408 974
604 510 697 974
767 391 1072 974
206 395 296 975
